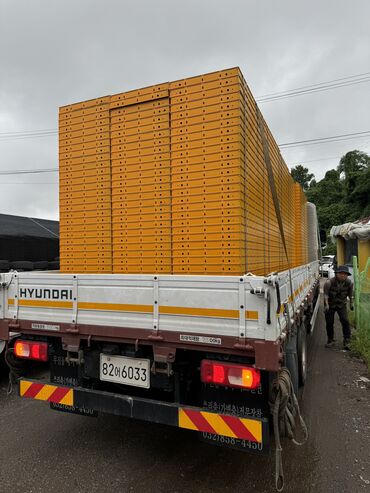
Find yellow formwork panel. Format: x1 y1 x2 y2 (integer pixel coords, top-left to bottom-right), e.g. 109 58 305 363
111 109 169 125
111 112 169 128
171 92 243 111
169 68 240 89
171 159 244 174
110 137 171 151
59 112 109 127
61 145 110 158
60 96 110 113
111 146 169 161
171 133 243 152
171 99 244 119
171 127 243 145
171 107 243 124
170 77 241 97
59 140 111 153
113 98 168 114
59 123 110 137
171 117 242 135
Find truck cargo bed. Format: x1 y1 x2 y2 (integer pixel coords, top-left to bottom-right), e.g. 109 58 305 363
0 262 319 369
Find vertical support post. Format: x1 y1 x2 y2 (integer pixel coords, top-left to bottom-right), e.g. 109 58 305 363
72 275 78 324
353 257 360 329
13 273 19 320
153 276 159 334
239 277 246 339
336 237 345 265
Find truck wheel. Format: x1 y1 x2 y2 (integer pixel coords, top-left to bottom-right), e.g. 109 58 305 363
297 321 307 387
285 333 299 397
285 352 299 396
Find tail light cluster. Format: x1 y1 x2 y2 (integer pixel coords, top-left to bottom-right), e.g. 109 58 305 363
14 340 49 362
200 360 260 389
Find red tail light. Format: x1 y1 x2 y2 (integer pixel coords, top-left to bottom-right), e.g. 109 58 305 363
201 360 260 389
14 340 48 362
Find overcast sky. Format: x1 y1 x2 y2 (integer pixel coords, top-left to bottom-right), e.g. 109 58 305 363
0 0 369 220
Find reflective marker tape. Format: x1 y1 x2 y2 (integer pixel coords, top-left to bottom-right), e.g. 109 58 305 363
178 408 262 443
20 380 74 406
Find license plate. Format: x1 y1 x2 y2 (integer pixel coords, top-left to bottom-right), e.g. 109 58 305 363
100 354 150 389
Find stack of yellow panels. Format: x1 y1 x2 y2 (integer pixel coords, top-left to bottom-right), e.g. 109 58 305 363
170 68 246 274
109 84 172 273
59 67 309 275
59 97 111 273
239 75 296 275
293 183 308 267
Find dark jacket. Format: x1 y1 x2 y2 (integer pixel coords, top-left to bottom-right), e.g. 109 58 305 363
324 277 353 309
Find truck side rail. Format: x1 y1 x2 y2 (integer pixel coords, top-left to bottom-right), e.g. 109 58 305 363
1 262 319 344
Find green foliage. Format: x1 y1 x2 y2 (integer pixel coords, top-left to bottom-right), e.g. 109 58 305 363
351 258 370 369
290 165 314 190
351 327 370 369
291 150 370 249
322 243 336 255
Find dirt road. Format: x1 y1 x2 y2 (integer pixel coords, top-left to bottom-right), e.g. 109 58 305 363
0 309 369 492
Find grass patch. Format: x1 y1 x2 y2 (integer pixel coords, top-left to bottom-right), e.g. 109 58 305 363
350 300 370 370
351 327 370 369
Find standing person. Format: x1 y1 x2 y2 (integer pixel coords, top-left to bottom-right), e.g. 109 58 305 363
323 265 354 350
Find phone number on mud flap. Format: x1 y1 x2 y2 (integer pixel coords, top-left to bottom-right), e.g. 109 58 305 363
202 433 263 450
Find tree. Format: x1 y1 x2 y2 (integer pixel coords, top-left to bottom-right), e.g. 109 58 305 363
290 165 314 190
306 150 370 255
336 150 370 212
306 169 344 209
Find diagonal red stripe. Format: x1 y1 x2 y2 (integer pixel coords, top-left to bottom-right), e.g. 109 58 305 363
221 415 258 442
23 383 44 399
47 386 70 404
183 409 217 434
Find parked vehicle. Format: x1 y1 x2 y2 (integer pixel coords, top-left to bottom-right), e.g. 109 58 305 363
320 255 336 277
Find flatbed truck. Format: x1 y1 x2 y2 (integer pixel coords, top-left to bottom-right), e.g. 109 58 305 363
0 262 320 456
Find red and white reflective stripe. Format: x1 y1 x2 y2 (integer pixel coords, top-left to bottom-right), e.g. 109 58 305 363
19 380 73 406
179 408 262 443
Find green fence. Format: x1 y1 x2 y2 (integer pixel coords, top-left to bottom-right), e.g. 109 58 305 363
352 256 370 367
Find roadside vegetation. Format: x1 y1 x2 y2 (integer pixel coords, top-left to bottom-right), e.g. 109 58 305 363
291 150 370 255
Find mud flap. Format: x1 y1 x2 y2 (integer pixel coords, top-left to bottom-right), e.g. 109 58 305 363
199 372 270 453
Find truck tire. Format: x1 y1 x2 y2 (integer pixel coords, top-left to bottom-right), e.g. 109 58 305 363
297 321 307 387
285 332 299 397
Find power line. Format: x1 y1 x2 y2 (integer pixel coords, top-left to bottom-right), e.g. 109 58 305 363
288 156 342 166
256 72 370 102
257 78 370 103
0 168 58 175
0 182 58 185
279 130 370 148
256 71 370 98
0 128 56 136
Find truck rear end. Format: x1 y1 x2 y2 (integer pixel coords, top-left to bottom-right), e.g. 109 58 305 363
0 261 319 454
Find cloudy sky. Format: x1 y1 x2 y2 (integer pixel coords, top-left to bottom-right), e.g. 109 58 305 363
0 0 369 220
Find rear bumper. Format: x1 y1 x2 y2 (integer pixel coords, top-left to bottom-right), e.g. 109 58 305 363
19 378 268 445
